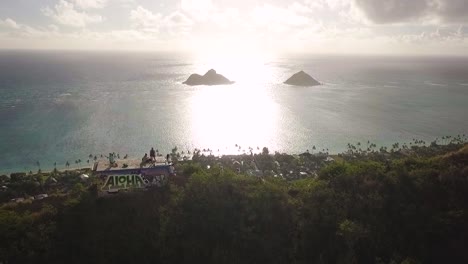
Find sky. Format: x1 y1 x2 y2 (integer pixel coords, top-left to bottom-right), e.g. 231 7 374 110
0 0 467 55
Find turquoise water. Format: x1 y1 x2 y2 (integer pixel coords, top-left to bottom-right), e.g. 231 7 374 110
1 51 468 173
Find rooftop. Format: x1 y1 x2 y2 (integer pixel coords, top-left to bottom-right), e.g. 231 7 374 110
94 156 168 172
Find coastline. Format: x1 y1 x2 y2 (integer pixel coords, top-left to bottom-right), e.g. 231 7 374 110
2 135 466 176
1 139 467 263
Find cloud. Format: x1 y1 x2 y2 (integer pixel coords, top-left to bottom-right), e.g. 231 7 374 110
252 3 312 29
180 0 241 30
397 26 466 44
354 0 429 24
435 0 468 22
164 11 193 30
354 0 468 24
181 0 214 20
74 0 108 9
0 18 20 29
2 0 468 54
0 18 62 40
130 6 162 33
320 0 350 10
42 0 103 27
129 6 193 36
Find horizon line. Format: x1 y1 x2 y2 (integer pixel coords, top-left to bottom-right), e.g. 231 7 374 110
0 48 468 58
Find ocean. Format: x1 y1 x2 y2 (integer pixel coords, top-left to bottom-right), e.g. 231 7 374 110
1 51 467 173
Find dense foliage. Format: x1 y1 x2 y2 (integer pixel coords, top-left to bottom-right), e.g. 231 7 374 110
1 144 468 264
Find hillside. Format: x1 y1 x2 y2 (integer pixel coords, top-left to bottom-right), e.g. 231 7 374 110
1 143 468 264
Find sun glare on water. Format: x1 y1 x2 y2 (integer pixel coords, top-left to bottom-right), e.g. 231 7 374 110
188 53 281 154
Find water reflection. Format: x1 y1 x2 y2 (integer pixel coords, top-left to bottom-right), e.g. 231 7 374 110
188 57 280 154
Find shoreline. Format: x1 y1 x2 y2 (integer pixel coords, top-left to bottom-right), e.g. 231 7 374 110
2 135 466 176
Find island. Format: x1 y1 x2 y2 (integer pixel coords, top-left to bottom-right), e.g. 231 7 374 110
284 70 320 86
183 69 235 86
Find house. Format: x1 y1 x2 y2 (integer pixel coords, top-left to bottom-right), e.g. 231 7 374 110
11 197 25 203
35 194 49 200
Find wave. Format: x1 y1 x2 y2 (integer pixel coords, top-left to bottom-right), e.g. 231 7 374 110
425 82 448 87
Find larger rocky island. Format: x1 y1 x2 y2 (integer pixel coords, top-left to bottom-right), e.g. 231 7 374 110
284 70 320 86
183 69 235 86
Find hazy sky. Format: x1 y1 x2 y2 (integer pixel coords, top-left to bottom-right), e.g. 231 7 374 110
0 0 467 55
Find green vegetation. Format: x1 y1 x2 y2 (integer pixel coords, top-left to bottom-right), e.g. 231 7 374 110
1 141 468 264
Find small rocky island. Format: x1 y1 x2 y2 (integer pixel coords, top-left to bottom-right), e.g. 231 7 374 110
284 70 320 86
183 69 235 86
